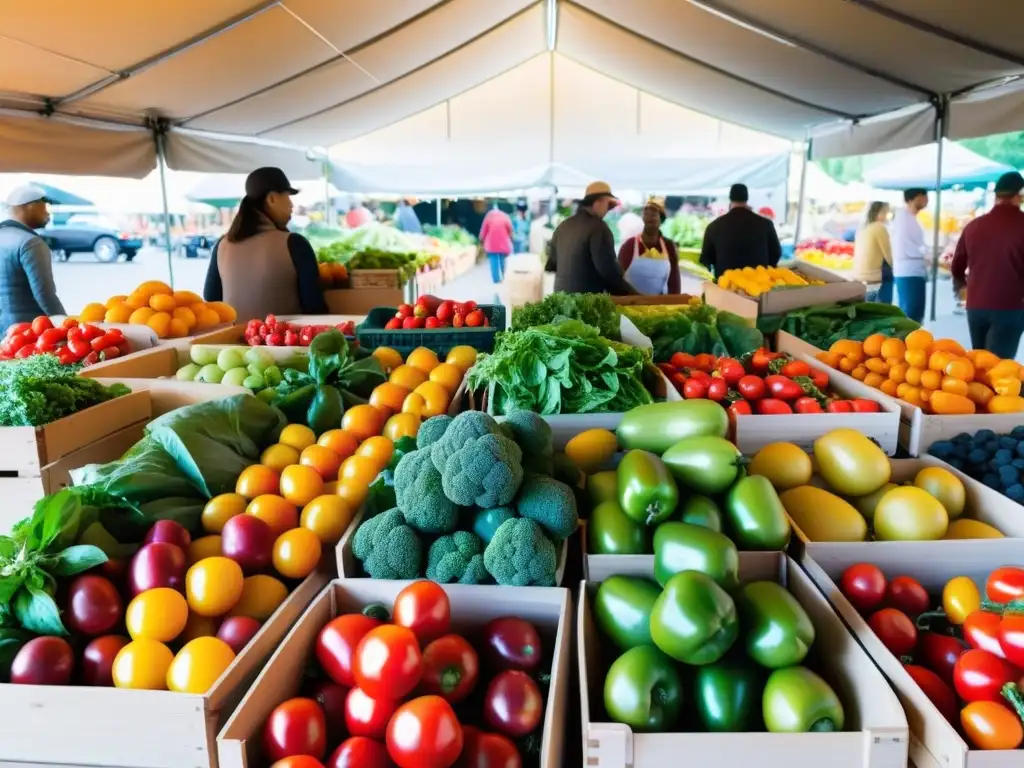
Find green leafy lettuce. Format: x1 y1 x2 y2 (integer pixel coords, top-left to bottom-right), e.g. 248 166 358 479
512 292 621 339
758 302 919 349
620 303 764 362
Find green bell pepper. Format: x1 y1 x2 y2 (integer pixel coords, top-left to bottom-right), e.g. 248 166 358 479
651 571 738 665
653 521 738 589
603 645 683 732
587 470 619 507
661 436 743 495
763 666 844 732
736 581 815 669
677 494 722 532
388 436 418 471
725 475 792 550
618 450 679 526
307 385 344 435
694 659 764 732
594 575 661 649
589 501 647 555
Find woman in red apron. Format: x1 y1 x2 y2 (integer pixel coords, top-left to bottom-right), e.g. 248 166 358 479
617 198 682 295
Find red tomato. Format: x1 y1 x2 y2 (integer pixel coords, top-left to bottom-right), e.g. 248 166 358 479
954 649 1021 703
309 680 349 742
987 567 1024 604
345 686 397 740
316 614 382 687
67 337 91 358
825 400 853 413
669 352 697 370
903 664 958 723
705 378 729 402
918 631 965 685
354 625 423 701
31 316 53 335
420 635 479 703
840 563 887 614
793 396 823 414
80 324 104 341
393 581 451 644
272 758 326 768
755 398 792 415
80 635 130 687
7 322 30 337
483 671 543 738
715 358 745 385
91 335 113 351
999 614 1024 669
964 610 1006 658
851 399 881 413
810 369 829 389
327 737 392 768
457 726 522 768
736 375 765 400
779 360 811 378
387 695 463 768
482 617 543 672
868 608 917 655
14 344 34 359
683 378 709 399
727 400 752 429
886 576 930 616
262 698 328 762
765 375 804 400
38 327 65 349
101 346 121 360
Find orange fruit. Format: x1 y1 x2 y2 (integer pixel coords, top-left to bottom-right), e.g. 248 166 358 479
945 357 975 382
104 304 132 324
896 382 911 399
905 329 934 351
920 370 943 391
300 495 354 545
889 363 908 384
339 455 381 489
79 302 107 322
123 292 149 310
904 348 928 369
413 381 450 417
863 372 885 389
337 479 370 508
195 308 222 330
405 347 440 374
149 294 176 312
862 334 886 359
372 347 404 373
428 363 464 394
905 367 924 387
235 465 280 499
317 429 359 460
279 424 316 450
300 444 343 480
105 295 128 310
260 443 300 473
850 365 868 381
173 290 202 306
384 412 420 441
187 535 223 565
201 493 247 533
879 379 898 397
167 319 189 338
173 306 197 330
401 392 427 417
272 528 322 580
356 436 393 471
245 494 298 537
128 307 156 325
368 382 410 416
879 338 906 360
208 301 237 323
147 312 172 338
341 405 386 441
280 464 324 507
390 364 428 391
445 345 477 372
139 280 172 296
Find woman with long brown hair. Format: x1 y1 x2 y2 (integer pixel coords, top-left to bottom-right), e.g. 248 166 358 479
204 167 327 320
852 200 893 303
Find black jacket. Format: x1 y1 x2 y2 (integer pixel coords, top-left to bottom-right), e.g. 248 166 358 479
700 207 782 276
545 209 635 295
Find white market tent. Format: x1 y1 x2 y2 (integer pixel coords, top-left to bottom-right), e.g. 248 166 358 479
864 139 1016 191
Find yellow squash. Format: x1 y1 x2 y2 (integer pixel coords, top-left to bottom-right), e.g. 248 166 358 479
779 486 868 542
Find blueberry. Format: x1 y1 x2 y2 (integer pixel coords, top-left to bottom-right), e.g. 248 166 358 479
984 473 1001 489
948 458 965 471
995 449 1014 465
977 429 997 442
1012 425 1024 438
1007 484 1024 503
929 441 954 459
1013 458 1024 469
999 465 1019 486
953 432 974 444
1017 442 1024 459
999 436 1019 449
986 440 999 453
969 449 991 465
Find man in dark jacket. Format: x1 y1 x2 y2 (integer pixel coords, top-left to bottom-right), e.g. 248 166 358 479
0 185 65 330
545 182 636 295
700 184 782 276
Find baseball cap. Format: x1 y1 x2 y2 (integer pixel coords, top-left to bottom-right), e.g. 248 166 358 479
579 181 620 206
729 184 749 203
995 171 1024 197
244 167 299 198
5 184 52 207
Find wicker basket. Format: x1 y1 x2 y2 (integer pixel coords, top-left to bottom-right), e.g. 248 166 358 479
349 269 402 289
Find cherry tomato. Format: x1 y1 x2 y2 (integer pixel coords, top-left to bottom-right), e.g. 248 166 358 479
420 635 479 703
80 323 104 341
954 649 1021 703
387 695 463 768
964 610 1006 658
64 574 123 636
327 736 392 768
999 614 1024 669
482 617 542 672
886 576 929 616
166 637 236 694
354 625 423 701
31 316 53 335
810 369 829 389
780 359 811 378
38 327 65 349
825 400 853 413
755 398 792 415
669 352 697 369
15 344 34 359
271 758 326 768
457 726 522 768
91 335 113 351
727 399 752 429
840 563 887 613
316 614 382 687
793 396 823 414
483 671 543 738
683 378 709 399
309 680 349 742
80 635 130 687
868 608 917 655
903 664 957 723
987 567 1024 604
962 701 1024 750
917 632 965 685
67 337 91 358
345 685 397 740
10 636 75 685
943 576 981 625
263 698 328 762
393 581 451 644
850 399 881 413
705 378 729 402
736 375 765 400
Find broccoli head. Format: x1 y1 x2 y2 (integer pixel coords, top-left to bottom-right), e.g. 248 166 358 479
442 433 524 508
430 411 503 472
426 530 488 584
417 415 453 451
502 410 554 474
516 475 579 541
394 449 459 534
352 507 423 579
473 506 516 543
484 518 558 587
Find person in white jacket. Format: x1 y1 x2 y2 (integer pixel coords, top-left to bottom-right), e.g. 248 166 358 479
890 188 929 323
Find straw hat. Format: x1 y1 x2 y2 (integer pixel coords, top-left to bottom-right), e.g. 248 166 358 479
578 181 620 206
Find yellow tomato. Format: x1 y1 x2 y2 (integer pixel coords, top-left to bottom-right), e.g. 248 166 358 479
904 349 928 369
930 391 976 415
445 345 478 372
988 395 1024 414
914 467 965 519
861 334 886 359
301 495 354 544
187 535 223 565
413 381 450 418
384 412 421 441
945 519 1003 540
261 443 301 473
299 444 343 480
273 528 322 579
879 338 906 360
850 482 899 521
186 557 244 617
235 464 281 499
874 487 949 541
112 639 174 690
565 429 619 474
942 576 981 623
317 429 360 460
229 574 289 620
940 376 969 397
812 428 891 497
279 424 316 451
125 588 189 642
280 464 325 506
246 494 299 537
201 493 247 533
356 436 394 470
372 346 404 373
167 637 236 694
428 363 464 394
863 372 885 389
369 382 410 416
904 328 934 351
945 357 975 382
919 369 942 391
406 346 440 374
179 612 221 643
748 442 813 491
79 302 107 322
341 404 387 441
390 364 429 391
401 392 427 417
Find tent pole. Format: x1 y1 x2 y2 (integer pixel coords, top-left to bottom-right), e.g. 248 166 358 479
793 139 810 247
155 130 175 289
436 198 442 226
929 100 946 322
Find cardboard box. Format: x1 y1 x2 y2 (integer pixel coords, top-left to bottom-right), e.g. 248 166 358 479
217 580 572 768
802 544 1023 768
702 262 866 319
504 255 544 308
324 288 406 315
579 552 908 768
0 567 330 768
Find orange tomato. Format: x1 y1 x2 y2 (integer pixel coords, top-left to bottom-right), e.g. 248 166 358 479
246 495 299 537
829 340 863 358
337 478 370 507
885 357 904 370
879 338 906 360
864 358 889 375
300 495 354 544
920 388 934 403
317 429 359 460
384 412 420 441
928 351 955 372
429 363 464 394
879 379 899 397
368 382 410 416
235 465 280 499
187 535 223 566
445 345 478 372
861 334 886 359
940 376 969 397
961 701 1023 750
838 357 856 374
280 465 325 507
260 443 300 473
390 364 428 391
930 391 976 415
401 392 427 417
930 338 966 357
863 372 885 389
372 347 404 373
904 349 928 369
279 424 316 451
816 351 841 368
944 357 975 382
413 381 450 417
300 444 343 480
850 364 868 380
889 363 908 384
356 436 394 470
405 347 440 374
902 386 923 406
988 395 1024 414
968 349 1000 370
904 328 934 351
896 382 911 399
966 381 995 407
920 370 943 391
272 528 322 580
341 404 386 441
339 454 380 488
201 493 247 534
905 367 924 387
229 574 288 621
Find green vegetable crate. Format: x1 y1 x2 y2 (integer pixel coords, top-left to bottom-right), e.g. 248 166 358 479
356 304 506 356
217 579 572 768
578 552 908 768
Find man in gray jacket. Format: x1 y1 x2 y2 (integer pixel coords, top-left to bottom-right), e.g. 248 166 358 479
0 185 65 330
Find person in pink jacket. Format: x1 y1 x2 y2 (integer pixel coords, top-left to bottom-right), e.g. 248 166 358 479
479 206 514 284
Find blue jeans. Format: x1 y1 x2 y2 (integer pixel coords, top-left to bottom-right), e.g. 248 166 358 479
895 276 926 323
967 309 1024 360
487 252 507 283
876 262 894 305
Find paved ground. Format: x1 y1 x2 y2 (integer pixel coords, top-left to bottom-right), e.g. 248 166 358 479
53 247 1017 359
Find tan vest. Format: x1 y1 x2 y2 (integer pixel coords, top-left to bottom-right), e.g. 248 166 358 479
217 228 302 321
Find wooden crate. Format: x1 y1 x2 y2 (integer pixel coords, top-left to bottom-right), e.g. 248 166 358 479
218 580 572 768
349 268 401 289
702 262 866 319
579 553 908 768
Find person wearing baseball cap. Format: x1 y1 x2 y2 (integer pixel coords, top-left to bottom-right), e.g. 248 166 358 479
0 184 65 330
545 182 637 295
699 183 782 277
616 198 682 295
204 167 326 320
951 171 1024 358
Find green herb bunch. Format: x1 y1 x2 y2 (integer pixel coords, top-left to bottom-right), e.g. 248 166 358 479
511 292 621 339
0 354 129 427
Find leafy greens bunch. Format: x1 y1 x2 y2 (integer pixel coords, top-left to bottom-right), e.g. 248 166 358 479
512 292 621 339
0 354 129 427
757 301 919 350
467 320 652 415
620 302 764 363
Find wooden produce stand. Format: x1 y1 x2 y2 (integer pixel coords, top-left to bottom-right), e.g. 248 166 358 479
579 552 908 768
217 580 572 768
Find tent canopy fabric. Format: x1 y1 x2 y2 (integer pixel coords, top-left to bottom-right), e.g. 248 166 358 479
863 140 1016 191
1 0 1024 174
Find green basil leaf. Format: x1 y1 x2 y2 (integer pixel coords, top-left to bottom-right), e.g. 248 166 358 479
13 585 67 636
0 573 24 607
0 536 16 560
50 545 108 577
